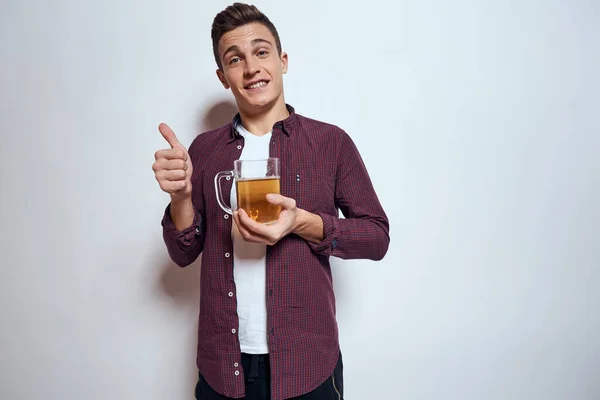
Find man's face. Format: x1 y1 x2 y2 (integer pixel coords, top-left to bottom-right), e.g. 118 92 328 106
216 22 288 112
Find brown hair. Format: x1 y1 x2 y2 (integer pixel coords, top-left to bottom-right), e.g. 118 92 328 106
211 3 282 70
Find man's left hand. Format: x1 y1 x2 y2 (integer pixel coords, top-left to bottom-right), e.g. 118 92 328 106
233 193 299 246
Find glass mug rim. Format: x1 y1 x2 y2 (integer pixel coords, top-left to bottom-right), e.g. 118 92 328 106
233 157 280 179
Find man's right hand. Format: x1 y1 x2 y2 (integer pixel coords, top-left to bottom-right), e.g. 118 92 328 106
153 123 193 200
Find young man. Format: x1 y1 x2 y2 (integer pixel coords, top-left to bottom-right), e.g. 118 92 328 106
152 3 390 399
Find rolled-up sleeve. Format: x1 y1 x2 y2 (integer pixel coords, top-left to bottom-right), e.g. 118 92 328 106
162 203 205 267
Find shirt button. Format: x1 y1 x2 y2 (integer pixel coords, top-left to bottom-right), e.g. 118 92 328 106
237 145 242 150
231 328 236 334
228 292 234 297
234 362 239 367
235 370 240 376
224 214 229 219
226 176 231 181
225 252 230 258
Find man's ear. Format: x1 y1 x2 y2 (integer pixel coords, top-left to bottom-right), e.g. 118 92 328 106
216 69 230 89
280 52 288 74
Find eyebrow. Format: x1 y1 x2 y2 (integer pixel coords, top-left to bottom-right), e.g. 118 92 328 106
222 38 273 58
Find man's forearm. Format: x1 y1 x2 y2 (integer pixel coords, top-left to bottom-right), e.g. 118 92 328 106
292 209 324 244
170 195 195 232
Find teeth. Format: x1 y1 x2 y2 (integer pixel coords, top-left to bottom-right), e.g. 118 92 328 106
248 81 267 89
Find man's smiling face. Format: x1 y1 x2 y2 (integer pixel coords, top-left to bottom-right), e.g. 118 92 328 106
216 22 288 112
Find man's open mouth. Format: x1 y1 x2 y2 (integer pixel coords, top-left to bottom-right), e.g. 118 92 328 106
245 80 269 89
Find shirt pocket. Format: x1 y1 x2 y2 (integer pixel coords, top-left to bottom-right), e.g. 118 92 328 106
295 168 335 213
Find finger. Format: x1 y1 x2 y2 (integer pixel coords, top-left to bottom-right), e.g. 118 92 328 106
266 193 296 209
233 211 273 244
234 210 261 238
158 123 184 149
160 180 188 193
233 217 267 243
154 159 187 171
155 148 188 161
237 208 275 237
156 169 187 181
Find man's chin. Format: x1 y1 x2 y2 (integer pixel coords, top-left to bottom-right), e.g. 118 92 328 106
238 96 278 111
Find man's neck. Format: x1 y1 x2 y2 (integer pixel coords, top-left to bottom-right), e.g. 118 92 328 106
237 99 289 137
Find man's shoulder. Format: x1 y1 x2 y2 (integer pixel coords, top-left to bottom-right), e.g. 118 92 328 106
295 113 348 139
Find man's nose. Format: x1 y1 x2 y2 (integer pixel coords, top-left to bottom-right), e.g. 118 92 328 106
244 57 260 76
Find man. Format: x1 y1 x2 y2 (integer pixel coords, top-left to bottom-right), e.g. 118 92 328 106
152 3 390 399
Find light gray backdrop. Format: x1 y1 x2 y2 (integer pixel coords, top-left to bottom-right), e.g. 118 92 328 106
1 0 598 399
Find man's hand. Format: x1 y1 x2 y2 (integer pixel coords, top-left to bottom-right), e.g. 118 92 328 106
233 194 300 245
153 123 195 231
153 123 193 200
233 194 325 245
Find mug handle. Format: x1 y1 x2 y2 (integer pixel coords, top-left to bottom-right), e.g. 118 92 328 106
214 170 234 215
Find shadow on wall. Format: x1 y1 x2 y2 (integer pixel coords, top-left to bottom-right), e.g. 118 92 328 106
154 99 237 394
156 99 238 311
197 99 238 133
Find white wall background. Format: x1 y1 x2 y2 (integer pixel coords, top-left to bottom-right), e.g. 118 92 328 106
1 0 598 399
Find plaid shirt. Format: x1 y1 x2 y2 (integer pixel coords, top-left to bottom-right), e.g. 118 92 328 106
161 104 390 399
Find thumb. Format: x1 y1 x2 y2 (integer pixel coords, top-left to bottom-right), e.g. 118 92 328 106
158 123 184 149
266 193 295 209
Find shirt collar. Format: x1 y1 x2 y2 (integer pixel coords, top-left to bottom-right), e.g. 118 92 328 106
228 104 297 142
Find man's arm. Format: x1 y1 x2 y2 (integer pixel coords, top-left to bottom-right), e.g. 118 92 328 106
305 131 390 261
155 125 206 267
232 131 389 261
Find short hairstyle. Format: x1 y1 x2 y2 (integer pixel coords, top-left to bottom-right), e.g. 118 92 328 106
211 3 282 69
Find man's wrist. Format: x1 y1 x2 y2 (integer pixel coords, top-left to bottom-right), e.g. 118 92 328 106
291 208 325 243
171 193 193 208
291 208 308 235
169 194 195 232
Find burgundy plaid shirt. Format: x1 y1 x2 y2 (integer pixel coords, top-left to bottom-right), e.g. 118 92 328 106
161 104 390 399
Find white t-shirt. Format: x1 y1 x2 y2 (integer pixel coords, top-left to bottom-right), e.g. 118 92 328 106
230 123 271 354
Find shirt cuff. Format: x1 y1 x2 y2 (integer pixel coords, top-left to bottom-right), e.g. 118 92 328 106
161 203 203 247
307 211 340 255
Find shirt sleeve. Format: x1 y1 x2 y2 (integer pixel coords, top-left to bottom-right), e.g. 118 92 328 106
161 138 206 267
308 132 390 261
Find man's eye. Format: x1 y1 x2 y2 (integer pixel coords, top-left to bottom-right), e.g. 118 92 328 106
230 57 241 64
258 51 268 56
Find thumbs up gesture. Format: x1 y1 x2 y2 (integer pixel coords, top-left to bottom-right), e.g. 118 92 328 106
153 123 193 199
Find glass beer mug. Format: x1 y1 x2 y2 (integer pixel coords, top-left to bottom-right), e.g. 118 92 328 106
214 157 281 224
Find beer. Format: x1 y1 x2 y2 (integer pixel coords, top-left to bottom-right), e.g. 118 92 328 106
236 177 281 223
215 157 281 221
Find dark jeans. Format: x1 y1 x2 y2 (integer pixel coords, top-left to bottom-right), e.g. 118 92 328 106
195 352 344 400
